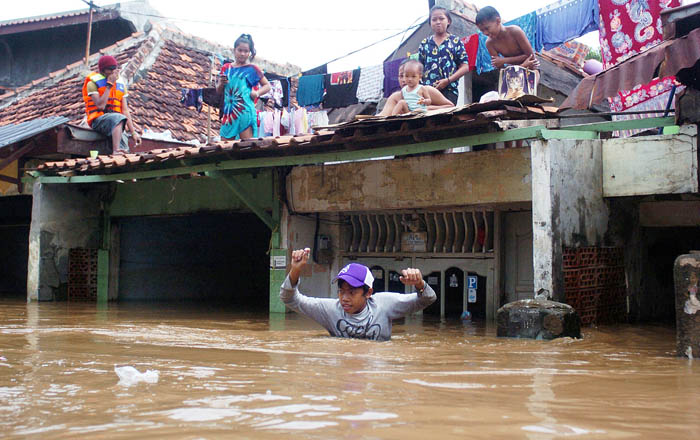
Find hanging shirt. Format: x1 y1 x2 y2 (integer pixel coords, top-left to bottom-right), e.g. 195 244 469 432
418 33 468 99
536 0 599 51
219 63 263 139
260 79 284 107
180 88 203 112
461 34 480 72
382 58 404 98
323 69 360 108
356 64 384 103
302 64 328 75
297 74 325 107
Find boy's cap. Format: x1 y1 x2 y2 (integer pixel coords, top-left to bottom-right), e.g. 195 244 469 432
333 263 374 288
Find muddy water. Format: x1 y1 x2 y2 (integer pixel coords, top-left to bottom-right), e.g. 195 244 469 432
1 299 698 440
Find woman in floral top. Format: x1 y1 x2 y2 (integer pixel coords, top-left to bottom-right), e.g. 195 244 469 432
418 6 469 105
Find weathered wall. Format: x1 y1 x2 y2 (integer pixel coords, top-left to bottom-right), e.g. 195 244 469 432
110 172 274 217
283 211 342 301
288 149 532 213
26 182 107 301
603 125 698 197
531 139 608 301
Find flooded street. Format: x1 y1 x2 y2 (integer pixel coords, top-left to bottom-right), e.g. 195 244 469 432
1 299 698 439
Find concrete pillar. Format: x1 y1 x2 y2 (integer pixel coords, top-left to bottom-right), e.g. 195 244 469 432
26 182 106 301
674 251 700 358
530 139 608 302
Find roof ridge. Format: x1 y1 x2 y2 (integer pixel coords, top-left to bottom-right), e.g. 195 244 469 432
0 31 148 110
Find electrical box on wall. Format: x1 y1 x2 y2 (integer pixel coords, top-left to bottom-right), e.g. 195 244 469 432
316 234 333 265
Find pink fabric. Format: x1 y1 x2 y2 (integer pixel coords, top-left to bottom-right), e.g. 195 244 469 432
609 76 678 111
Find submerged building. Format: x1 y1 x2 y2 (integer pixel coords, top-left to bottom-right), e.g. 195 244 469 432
1 2 699 329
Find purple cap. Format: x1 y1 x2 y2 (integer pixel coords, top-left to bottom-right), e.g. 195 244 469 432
333 263 374 288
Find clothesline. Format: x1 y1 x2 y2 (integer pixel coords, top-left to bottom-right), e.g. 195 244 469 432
183 0 602 116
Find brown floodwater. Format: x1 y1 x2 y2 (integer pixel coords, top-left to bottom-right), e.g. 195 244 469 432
1 298 698 439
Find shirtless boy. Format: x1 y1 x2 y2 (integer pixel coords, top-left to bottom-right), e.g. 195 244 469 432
476 6 539 70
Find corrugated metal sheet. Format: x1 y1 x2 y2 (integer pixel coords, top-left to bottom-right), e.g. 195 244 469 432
562 26 700 110
0 117 69 149
0 9 88 28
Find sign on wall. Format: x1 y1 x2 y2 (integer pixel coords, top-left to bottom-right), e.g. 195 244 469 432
401 232 427 252
467 275 477 303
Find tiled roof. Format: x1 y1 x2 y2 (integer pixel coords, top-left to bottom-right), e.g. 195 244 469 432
0 33 144 125
128 39 221 143
35 97 560 176
0 30 221 144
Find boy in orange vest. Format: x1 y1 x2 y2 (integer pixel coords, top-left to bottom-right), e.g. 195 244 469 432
82 55 141 154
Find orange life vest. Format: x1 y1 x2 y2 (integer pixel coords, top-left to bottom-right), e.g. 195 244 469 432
82 72 126 126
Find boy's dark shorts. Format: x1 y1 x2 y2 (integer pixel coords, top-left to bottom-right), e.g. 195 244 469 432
91 113 129 152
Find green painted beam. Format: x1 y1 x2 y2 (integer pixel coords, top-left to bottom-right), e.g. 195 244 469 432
207 170 275 230
271 170 281 249
269 248 288 314
27 117 683 185
31 125 546 184
562 116 675 132
97 249 109 305
539 129 599 140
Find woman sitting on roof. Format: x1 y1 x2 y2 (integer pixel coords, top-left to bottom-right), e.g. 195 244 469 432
216 34 271 140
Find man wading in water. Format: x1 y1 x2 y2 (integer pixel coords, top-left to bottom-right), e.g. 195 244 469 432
280 248 436 341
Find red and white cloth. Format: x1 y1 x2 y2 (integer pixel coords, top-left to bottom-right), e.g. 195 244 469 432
598 0 681 136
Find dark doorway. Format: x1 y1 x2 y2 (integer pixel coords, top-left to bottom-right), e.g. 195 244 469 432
370 265 385 293
0 195 32 298
445 267 464 318
644 227 700 323
423 271 442 316
117 212 270 310
388 270 404 293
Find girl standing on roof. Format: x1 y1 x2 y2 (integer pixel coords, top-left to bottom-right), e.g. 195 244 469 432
418 5 469 105
216 34 271 140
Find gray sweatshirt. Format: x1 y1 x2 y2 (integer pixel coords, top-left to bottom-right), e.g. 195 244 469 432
279 275 437 341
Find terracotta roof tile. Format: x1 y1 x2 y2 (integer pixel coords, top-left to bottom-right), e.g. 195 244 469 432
34 96 560 176
0 33 223 144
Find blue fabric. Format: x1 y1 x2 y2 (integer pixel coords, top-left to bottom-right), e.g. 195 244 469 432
297 74 325 107
475 12 542 74
219 63 262 140
536 0 599 50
